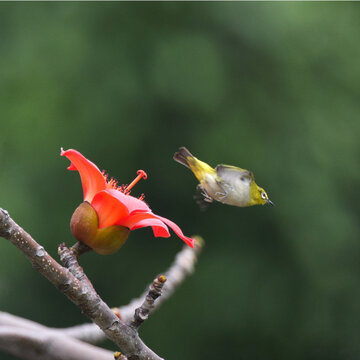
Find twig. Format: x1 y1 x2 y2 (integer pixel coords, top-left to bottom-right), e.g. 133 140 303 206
71 241 92 257
0 311 49 332
60 238 204 343
130 275 167 330
58 241 92 281
0 325 114 360
0 208 163 360
58 242 96 294
0 237 204 359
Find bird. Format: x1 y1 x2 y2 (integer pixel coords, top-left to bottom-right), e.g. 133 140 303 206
173 147 273 209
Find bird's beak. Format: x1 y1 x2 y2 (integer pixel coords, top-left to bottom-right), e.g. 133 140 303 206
266 199 275 206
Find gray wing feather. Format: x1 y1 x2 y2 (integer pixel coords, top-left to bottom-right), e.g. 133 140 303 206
215 164 254 185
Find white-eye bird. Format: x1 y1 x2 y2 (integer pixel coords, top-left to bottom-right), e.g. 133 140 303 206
173 147 273 209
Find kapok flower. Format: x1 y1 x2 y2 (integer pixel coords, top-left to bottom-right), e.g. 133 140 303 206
61 148 195 255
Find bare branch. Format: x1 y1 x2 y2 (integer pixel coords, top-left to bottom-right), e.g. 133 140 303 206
0 208 163 360
0 326 114 360
60 238 204 343
0 312 117 360
130 275 167 330
58 242 96 292
0 237 203 359
0 312 49 332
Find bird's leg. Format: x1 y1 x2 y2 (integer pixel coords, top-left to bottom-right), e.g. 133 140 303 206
194 185 213 211
196 184 213 203
215 181 229 203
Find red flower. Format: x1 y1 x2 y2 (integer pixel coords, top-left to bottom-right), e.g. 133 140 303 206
61 148 195 254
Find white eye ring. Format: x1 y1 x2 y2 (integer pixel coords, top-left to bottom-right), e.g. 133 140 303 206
261 192 267 200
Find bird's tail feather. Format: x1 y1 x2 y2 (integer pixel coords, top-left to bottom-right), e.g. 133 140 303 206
173 147 194 169
174 146 216 183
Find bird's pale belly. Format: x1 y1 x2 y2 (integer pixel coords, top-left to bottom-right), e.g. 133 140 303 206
201 174 250 207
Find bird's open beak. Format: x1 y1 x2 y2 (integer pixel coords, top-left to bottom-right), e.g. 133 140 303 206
266 199 275 206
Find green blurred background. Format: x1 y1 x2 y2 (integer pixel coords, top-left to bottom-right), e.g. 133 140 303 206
1 2 360 359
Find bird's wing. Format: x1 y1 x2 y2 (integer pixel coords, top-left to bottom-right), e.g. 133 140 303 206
215 164 254 185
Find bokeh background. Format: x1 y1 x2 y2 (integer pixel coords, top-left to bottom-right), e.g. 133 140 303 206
1 2 360 359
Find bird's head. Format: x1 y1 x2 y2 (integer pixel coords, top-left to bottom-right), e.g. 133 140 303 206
249 184 274 206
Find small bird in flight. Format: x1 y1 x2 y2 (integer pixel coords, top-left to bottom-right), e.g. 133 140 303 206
174 147 273 209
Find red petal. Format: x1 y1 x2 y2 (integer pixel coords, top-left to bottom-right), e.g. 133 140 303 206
91 190 129 229
130 217 171 238
119 212 169 236
61 148 106 202
156 216 195 248
106 189 151 213
121 211 195 248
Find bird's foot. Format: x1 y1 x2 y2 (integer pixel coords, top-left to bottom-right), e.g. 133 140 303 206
202 191 213 203
215 191 228 202
194 185 213 211
196 185 213 202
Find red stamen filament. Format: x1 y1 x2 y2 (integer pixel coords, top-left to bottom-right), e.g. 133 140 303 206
125 170 147 192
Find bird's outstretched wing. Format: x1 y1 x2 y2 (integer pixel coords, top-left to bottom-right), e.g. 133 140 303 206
215 164 254 185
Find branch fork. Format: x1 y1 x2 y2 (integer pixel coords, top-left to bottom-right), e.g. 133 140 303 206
0 207 204 360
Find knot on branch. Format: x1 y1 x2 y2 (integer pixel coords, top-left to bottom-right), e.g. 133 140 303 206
1 201 203 360
114 351 128 360
58 242 96 295
58 243 84 280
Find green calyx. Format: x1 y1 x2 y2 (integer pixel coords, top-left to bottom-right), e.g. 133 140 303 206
70 201 130 255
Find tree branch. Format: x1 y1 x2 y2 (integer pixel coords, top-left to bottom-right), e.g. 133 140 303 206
58 242 97 292
0 325 114 360
0 238 204 356
130 275 167 330
0 311 49 333
0 208 163 360
60 238 204 343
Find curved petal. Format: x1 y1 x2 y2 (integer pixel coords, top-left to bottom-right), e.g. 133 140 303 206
131 218 171 238
61 148 106 202
119 213 170 238
106 189 151 213
118 212 169 236
156 216 195 248
91 190 129 229
121 211 195 248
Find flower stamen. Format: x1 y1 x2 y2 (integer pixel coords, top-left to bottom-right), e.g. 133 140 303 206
125 170 148 192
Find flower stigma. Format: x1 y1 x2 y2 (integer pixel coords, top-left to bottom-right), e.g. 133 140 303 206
125 170 148 193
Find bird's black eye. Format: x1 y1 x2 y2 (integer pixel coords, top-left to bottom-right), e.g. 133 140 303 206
261 192 267 200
